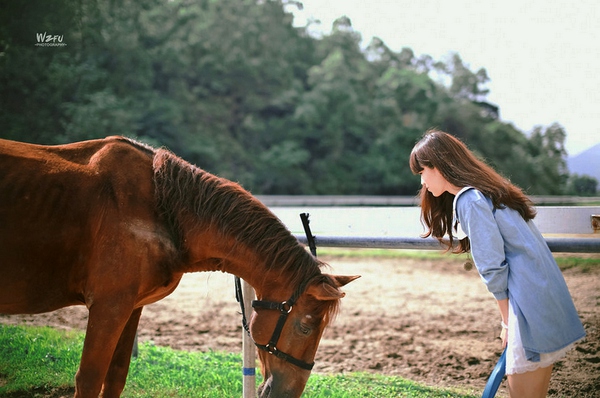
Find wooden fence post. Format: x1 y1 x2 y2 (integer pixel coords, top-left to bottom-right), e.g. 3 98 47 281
242 279 256 398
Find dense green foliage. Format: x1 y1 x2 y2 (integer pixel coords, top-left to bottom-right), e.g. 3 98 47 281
0 0 575 195
0 324 477 397
566 174 598 196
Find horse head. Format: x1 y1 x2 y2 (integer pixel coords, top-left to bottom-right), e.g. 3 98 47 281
251 274 359 398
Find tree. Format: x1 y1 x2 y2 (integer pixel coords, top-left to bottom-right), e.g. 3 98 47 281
0 0 81 143
291 16 379 194
446 53 490 102
526 123 569 194
566 174 598 196
0 0 576 196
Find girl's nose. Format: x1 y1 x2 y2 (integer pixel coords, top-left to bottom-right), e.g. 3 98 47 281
420 175 425 185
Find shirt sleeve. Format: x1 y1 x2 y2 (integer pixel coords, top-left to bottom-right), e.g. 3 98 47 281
456 191 509 300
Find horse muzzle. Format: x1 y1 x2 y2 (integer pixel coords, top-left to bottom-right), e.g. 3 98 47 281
257 375 306 398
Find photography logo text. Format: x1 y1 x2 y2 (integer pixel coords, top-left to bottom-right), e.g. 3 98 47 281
35 32 67 47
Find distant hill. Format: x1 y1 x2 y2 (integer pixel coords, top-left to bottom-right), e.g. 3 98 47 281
568 143 600 182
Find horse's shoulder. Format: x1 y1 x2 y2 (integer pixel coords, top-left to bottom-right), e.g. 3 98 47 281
84 136 155 170
0 136 154 168
48 136 153 168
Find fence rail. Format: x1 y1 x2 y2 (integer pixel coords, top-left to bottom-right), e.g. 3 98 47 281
257 195 600 207
294 235 600 253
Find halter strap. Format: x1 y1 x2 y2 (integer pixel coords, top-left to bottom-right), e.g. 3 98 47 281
234 212 318 371
235 276 315 371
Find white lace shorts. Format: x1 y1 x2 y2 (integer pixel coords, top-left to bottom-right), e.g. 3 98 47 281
506 301 575 375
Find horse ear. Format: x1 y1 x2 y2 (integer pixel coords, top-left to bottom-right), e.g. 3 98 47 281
329 274 360 288
306 274 360 301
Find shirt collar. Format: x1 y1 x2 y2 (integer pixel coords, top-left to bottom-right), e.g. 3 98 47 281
452 186 473 239
453 186 473 218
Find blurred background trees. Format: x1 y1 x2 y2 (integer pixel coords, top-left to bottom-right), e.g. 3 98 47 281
1 0 593 195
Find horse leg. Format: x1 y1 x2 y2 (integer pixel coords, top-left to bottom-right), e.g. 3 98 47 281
75 302 135 398
100 307 144 398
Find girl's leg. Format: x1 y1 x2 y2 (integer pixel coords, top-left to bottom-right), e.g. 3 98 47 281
507 365 553 398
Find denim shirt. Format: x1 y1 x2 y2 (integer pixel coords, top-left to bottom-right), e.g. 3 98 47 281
453 188 586 361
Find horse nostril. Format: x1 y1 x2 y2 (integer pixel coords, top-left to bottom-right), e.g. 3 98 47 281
257 379 272 398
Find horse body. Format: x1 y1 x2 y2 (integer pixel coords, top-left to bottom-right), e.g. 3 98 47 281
0 137 357 398
0 138 177 313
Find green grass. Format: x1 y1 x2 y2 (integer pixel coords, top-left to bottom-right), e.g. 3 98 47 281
0 324 83 393
0 324 477 397
318 247 467 261
304 373 475 397
125 345 243 397
554 255 600 272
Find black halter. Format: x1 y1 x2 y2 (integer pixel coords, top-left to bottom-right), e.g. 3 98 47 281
234 213 318 371
235 276 314 371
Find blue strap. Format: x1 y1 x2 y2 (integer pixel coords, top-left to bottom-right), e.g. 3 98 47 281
242 367 256 376
482 349 506 398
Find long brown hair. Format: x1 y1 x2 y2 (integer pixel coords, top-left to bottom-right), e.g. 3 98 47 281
409 129 536 253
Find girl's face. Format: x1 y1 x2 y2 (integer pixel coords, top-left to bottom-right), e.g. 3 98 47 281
419 166 459 197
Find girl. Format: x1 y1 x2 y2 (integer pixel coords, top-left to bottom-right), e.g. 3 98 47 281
409 130 585 397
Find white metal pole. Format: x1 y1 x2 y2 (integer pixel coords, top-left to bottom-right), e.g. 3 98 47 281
242 279 256 398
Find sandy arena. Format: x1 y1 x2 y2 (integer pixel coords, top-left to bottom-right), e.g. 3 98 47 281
1 255 599 397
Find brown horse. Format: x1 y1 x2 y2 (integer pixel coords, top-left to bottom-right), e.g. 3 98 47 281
0 136 359 398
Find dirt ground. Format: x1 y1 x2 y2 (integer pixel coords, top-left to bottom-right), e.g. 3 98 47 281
1 255 599 397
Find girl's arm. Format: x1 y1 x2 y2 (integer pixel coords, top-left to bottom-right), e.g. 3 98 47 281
457 191 509 300
497 298 509 348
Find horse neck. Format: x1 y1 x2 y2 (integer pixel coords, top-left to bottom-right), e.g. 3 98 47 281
178 223 312 300
151 150 319 298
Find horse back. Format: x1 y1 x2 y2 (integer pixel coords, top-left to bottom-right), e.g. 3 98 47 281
0 137 174 314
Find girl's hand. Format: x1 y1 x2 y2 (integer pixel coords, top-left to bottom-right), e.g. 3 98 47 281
500 321 508 348
496 299 509 349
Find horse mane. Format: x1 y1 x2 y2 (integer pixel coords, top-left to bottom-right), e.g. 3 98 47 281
151 148 326 292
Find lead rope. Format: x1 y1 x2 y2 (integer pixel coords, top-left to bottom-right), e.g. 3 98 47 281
300 213 317 257
235 276 250 334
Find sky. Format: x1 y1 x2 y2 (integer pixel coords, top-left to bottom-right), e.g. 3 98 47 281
290 0 600 156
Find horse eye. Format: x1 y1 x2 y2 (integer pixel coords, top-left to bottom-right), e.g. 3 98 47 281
298 322 312 336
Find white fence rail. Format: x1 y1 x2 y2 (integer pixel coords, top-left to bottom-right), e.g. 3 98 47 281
269 206 600 250
257 195 600 207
